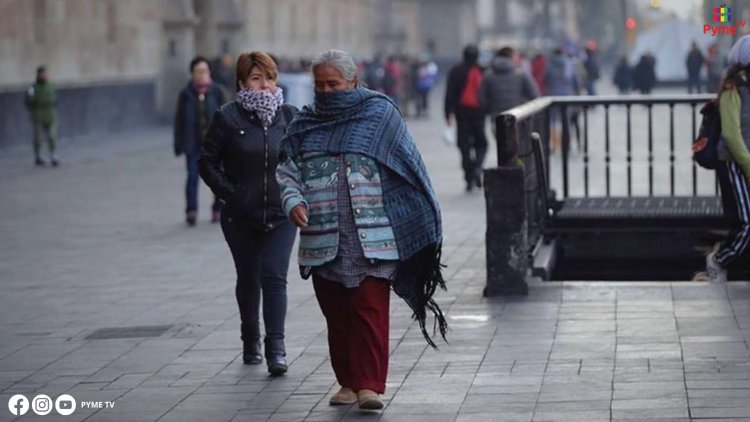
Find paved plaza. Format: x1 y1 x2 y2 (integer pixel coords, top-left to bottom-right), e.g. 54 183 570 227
2 90 750 421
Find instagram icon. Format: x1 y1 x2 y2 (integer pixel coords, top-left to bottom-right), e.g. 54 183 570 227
32 394 52 416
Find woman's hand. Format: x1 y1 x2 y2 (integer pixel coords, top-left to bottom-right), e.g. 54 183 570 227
290 205 308 228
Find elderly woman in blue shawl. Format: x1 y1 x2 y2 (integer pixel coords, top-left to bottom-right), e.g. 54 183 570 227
276 49 447 410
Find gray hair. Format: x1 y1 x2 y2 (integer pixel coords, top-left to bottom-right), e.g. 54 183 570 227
311 49 358 82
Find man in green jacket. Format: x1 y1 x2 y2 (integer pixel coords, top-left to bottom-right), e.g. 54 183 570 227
25 66 58 166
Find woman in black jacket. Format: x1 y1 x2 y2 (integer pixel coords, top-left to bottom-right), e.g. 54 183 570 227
199 52 297 375
174 56 227 226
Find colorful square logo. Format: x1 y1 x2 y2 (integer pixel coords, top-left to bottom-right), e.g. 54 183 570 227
714 5 732 23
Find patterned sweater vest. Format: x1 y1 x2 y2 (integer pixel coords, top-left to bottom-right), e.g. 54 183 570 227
276 151 399 266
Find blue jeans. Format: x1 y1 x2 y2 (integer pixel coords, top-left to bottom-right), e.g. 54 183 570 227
586 80 597 96
221 216 297 342
186 152 220 213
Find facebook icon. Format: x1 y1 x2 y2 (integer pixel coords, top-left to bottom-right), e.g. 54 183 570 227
8 394 29 416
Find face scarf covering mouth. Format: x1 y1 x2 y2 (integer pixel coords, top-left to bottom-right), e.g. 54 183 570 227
236 87 285 126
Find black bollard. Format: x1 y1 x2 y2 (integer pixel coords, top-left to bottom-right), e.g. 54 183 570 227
484 167 529 296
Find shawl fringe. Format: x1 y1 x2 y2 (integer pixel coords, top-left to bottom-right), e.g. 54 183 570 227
394 243 448 349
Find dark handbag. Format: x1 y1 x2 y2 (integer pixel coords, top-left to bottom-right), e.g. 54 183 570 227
692 100 721 170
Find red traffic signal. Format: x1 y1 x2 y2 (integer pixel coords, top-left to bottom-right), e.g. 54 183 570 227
625 18 637 30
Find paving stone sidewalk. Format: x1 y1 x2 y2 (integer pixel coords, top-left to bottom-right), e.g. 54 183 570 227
2 107 750 422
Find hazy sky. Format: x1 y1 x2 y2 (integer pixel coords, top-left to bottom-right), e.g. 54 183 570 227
476 0 706 26
476 0 707 28
652 0 703 21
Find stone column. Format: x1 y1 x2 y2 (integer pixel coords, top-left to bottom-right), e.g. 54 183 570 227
563 0 579 42
194 0 219 56
160 0 198 120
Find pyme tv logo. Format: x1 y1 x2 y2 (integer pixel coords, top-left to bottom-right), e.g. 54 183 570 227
714 4 732 23
705 3 745 36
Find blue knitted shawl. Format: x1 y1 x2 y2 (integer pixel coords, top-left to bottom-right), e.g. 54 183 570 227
280 88 447 348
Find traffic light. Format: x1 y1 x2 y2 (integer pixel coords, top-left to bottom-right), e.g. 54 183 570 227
625 18 637 54
625 17 637 30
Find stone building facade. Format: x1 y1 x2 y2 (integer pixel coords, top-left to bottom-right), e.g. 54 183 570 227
373 0 478 60
0 0 168 148
241 0 376 60
0 0 479 147
478 0 581 50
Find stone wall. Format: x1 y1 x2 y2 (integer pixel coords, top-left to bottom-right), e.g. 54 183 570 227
0 0 161 88
0 0 162 146
0 81 156 149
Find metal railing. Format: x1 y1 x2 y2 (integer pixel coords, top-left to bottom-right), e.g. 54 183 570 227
495 93 717 247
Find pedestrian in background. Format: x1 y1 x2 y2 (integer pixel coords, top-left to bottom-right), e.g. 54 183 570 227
213 53 236 97
383 55 402 104
363 55 385 92
25 66 58 167
445 44 488 192
277 49 446 410
415 56 439 118
569 46 588 150
633 53 657 94
544 48 580 154
614 57 632 94
704 36 750 282
706 44 724 94
479 47 539 126
199 52 297 375
686 42 705 94
400 56 415 117
532 52 548 95
584 41 600 95
518 51 532 75
174 56 227 226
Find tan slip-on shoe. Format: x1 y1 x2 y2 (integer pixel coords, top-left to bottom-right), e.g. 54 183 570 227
329 387 358 405
357 389 384 410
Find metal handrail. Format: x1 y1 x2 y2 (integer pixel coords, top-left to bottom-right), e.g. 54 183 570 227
542 93 714 106
495 93 719 251
500 94 715 123
497 95 716 166
497 97 552 121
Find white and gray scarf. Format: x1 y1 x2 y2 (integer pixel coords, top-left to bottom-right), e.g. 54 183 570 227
236 87 285 126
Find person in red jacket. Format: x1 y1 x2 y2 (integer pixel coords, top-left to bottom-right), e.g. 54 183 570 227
532 53 548 96
383 56 402 104
445 45 488 192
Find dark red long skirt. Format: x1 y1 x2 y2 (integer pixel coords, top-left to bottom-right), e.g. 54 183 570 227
312 275 390 394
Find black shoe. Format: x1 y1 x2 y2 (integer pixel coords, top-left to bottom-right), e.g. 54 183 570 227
186 211 197 227
35 158 46 166
465 182 474 193
242 340 263 365
51 159 59 167
474 174 483 188
265 338 287 376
